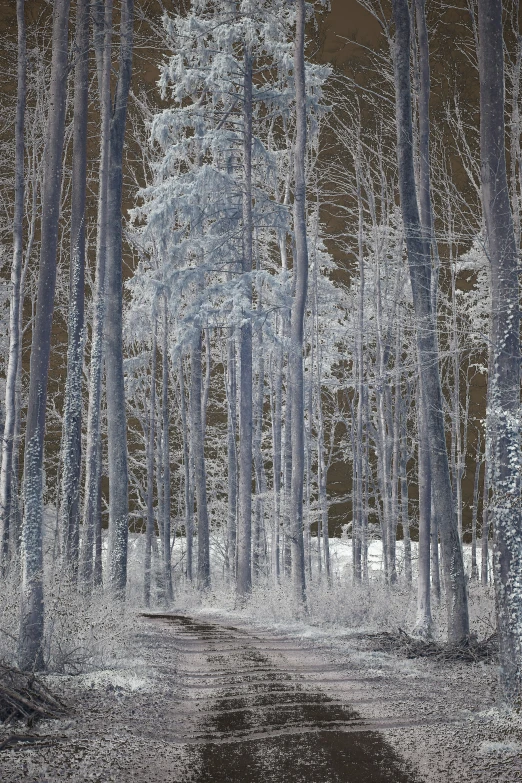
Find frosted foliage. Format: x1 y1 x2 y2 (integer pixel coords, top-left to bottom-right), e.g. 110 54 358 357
128 0 330 357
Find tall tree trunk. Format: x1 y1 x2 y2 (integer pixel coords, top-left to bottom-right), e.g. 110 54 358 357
253 319 266 583
414 384 432 637
226 330 237 577
60 0 89 579
161 296 173 601
289 0 308 605
236 47 254 598
18 0 71 671
478 0 522 704
105 0 133 598
270 346 282 583
144 319 157 607
81 0 112 591
400 405 412 584
191 333 210 590
392 0 469 643
179 356 192 582
471 435 482 580
0 0 26 574
481 464 489 585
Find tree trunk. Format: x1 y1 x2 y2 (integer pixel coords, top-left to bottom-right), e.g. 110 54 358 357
471 435 482 580
226 330 237 577
18 0 71 671
144 319 157 607
0 0 26 574
392 0 469 643
161 296 173 601
236 47 254 598
414 384 432 637
478 0 522 704
60 0 89 579
81 0 112 591
481 464 489 585
191 333 210 590
105 0 134 598
289 0 308 606
179 356 192 582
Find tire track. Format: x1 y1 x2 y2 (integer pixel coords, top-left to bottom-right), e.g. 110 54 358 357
143 614 425 782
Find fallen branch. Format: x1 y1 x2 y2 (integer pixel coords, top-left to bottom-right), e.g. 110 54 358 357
361 628 498 663
0 662 68 726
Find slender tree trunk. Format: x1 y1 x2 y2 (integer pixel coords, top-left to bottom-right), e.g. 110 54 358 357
288 0 308 606
226 331 238 577
18 0 71 671
0 0 26 574
81 0 112 591
191 333 210 590
400 408 412 584
253 317 266 583
144 319 157 607
236 47 254 598
392 0 469 643
481 464 489 585
60 0 89 579
105 0 134 598
414 384 432 637
471 435 482 580
161 296 173 601
270 347 282 584
179 356 192 582
478 0 522 704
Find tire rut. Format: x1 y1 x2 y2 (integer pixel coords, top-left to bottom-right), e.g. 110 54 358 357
143 614 423 783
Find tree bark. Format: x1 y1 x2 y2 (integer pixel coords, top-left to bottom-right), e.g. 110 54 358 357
81 0 112 592
144 318 157 607
226 330 237 577
392 0 469 643
236 47 254 598
161 296 173 601
18 0 71 671
289 0 308 606
105 0 134 598
0 0 26 574
60 0 89 578
478 0 522 704
191 332 210 590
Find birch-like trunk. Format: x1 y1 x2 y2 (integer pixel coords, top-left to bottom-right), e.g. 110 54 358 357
105 0 134 597
81 0 112 591
18 0 71 671
478 0 522 704
288 0 308 605
0 0 26 573
60 0 89 578
392 0 469 643
236 47 254 598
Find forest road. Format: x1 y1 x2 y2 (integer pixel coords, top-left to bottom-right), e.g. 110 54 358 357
144 613 422 783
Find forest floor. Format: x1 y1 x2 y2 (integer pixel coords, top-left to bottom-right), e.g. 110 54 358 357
0 610 521 783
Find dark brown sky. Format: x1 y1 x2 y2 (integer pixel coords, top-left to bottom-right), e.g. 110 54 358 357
321 0 382 66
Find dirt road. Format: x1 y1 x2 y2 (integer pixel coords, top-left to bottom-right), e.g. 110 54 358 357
151 614 421 782
1 611 519 782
